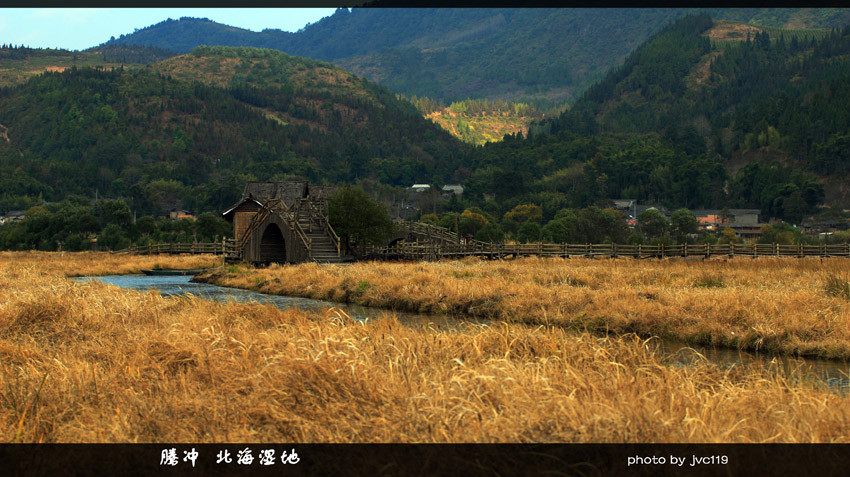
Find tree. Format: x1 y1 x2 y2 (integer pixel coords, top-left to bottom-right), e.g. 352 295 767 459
670 208 698 243
95 199 132 228
637 208 668 241
328 185 395 252
503 204 543 224
458 209 488 237
195 212 231 241
718 227 740 244
135 215 157 237
475 223 504 243
99 223 130 251
516 222 542 243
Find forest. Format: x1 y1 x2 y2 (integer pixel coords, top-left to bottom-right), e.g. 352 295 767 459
3 15 850 250
0 47 467 216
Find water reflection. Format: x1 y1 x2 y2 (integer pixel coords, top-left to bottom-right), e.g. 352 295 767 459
656 338 850 394
74 274 465 330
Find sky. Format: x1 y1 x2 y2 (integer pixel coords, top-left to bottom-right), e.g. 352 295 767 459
0 8 338 51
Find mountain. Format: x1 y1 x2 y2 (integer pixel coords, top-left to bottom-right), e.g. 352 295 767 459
455 14 850 224
4 12 850 229
0 44 177 88
0 46 467 215
103 8 850 107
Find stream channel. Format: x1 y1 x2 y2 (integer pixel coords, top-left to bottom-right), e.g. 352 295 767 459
77 274 850 395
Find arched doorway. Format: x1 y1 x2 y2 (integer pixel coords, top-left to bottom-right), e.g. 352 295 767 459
259 223 287 263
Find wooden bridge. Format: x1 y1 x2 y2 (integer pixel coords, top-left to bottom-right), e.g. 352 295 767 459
222 182 350 264
120 217 850 262
120 242 229 255
371 240 850 261
121 240 850 261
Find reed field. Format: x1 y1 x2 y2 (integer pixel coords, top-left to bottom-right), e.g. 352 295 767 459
2 252 850 443
0 251 220 277
199 256 850 360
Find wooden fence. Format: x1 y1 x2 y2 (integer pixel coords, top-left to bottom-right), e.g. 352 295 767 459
118 241 236 256
119 240 850 262
371 242 850 261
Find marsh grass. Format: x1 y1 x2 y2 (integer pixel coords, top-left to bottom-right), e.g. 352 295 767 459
4 252 850 443
200 256 850 359
692 273 724 288
824 273 850 300
0 251 218 277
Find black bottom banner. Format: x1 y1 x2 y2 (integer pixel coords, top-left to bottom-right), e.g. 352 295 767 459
3 443 849 476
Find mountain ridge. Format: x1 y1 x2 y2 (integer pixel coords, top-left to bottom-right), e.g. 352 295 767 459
101 8 850 106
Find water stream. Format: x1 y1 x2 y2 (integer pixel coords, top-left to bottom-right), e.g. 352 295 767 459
76 275 850 394
74 274 464 330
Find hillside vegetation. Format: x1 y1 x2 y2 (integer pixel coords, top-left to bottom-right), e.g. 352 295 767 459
0 46 467 216
4 14 850 252
452 15 850 226
407 96 548 146
104 9 850 106
0 45 175 89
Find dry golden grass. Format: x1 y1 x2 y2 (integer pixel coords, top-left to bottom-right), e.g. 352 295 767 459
0 251 219 277
3 252 850 443
200 257 850 360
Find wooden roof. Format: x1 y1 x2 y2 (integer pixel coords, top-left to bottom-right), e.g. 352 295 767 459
243 181 308 205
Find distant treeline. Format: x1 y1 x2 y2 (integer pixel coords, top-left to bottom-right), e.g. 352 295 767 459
0 45 71 60
0 197 231 252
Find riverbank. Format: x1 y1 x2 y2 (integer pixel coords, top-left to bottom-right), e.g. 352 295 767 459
3 257 850 443
0 251 220 277
196 256 850 360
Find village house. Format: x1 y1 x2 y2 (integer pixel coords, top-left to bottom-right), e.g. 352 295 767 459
169 208 195 221
0 210 26 225
440 184 464 199
691 208 765 239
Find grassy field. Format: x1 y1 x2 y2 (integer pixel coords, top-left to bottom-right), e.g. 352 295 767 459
426 109 536 145
3 252 850 443
198 256 850 360
0 251 219 277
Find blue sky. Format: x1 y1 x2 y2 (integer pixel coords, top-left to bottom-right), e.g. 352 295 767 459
0 8 337 51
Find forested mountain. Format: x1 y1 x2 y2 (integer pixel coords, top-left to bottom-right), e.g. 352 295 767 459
456 14 850 225
0 44 177 88
0 47 467 216
102 8 850 107
5 11 850 255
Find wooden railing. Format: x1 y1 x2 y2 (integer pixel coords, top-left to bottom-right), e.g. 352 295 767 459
370 242 850 261
291 219 312 257
118 242 228 255
399 220 463 245
323 218 341 257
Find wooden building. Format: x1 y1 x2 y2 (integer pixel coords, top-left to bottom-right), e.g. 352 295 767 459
222 181 345 264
